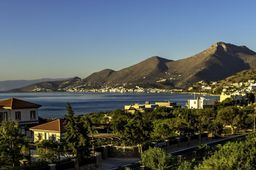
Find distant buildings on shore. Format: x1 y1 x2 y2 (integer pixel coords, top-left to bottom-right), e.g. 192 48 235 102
32 85 184 93
124 101 177 113
124 96 218 112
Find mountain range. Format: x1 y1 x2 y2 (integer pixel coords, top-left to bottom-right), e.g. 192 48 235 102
0 78 65 92
9 42 256 92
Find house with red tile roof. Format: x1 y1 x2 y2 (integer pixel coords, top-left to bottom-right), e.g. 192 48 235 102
30 119 66 142
0 97 42 137
0 98 41 125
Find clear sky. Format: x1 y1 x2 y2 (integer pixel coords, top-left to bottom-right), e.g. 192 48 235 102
1 0 256 80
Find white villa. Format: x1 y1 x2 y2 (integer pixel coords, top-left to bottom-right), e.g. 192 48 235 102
187 97 215 109
0 98 41 137
30 119 65 142
0 98 41 125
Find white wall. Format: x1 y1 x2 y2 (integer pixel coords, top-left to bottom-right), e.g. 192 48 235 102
32 130 61 142
188 99 202 109
9 108 39 124
187 98 214 109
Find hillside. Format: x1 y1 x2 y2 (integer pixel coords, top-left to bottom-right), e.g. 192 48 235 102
81 42 256 88
10 77 82 92
10 42 256 92
0 78 65 91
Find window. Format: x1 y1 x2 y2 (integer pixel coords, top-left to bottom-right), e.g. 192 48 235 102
15 111 21 120
0 112 7 122
30 111 36 120
38 133 42 141
0 112 3 122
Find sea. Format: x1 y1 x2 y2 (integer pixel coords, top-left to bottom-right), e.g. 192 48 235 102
0 92 219 118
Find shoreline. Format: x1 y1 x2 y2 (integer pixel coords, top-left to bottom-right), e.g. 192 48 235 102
0 91 221 97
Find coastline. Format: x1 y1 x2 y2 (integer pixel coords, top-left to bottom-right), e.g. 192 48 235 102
0 90 220 97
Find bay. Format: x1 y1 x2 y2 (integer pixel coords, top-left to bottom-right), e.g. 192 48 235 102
0 92 219 118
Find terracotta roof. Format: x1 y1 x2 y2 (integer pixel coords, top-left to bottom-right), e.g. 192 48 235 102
30 119 66 132
0 98 41 109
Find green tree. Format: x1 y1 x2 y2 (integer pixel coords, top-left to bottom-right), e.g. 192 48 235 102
63 103 91 160
216 106 242 134
208 120 223 137
246 93 255 104
196 134 256 170
193 109 214 143
173 108 195 145
141 147 173 170
111 110 132 136
177 160 193 170
37 139 63 162
151 119 176 140
116 112 152 153
0 121 28 167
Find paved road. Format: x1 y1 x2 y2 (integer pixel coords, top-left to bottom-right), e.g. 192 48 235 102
96 157 140 170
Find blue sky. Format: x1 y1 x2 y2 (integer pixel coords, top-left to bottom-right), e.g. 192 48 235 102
0 0 256 80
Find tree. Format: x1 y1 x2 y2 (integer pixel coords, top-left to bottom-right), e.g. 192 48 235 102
37 139 63 162
173 108 195 145
151 119 176 140
141 147 173 170
193 109 214 143
111 110 131 137
208 120 223 137
63 103 91 160
115 112 152 153
216 106 242 134
196 134 256 170
246 93 255 104
0 121 28 167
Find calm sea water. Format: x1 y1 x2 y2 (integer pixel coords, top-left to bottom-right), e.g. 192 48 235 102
0 92 219 118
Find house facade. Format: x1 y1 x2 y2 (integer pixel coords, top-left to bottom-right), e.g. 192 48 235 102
0 98 41 137
187 97 215 109
30 119 65 142
0 98 41 125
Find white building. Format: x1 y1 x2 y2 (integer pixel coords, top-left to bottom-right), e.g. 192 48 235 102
187 97 215 109
0 98 41 125
0 98 41 136
30 119 65 142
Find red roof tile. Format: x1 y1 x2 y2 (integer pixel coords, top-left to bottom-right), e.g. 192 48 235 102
0 98 41 109
30 119 66 132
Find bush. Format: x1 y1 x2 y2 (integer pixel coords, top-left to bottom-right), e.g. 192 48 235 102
141 147 174 170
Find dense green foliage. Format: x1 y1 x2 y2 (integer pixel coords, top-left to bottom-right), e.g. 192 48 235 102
0 121 28 167
63 103 91 159
36 139 63 162
105 103 254 147
141 147 173 170
196 134 256 170
216 106 243 134
151 119 177 140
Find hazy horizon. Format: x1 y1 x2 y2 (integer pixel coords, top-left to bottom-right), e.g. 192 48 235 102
1 0 256 81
